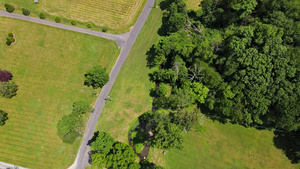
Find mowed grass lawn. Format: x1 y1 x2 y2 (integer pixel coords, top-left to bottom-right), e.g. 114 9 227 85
94 1 299 169
0 0 147 33
0 17 119 168
95 4 163 142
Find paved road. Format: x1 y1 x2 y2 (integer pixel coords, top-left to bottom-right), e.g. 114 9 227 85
0 1 154 168
0 11 129 49
0 161 28 169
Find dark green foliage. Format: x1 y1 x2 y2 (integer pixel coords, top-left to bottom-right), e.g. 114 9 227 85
91 132 115 154
102 27 108 32
4 4 15 13
91 142 140 169
0 110 8 126
8 33 13 37
157 83 168 96
71 20 76 25
6 33 15 46
57 112 83 144
84 66 109 89
39 12 46 19
55 16 62 23
141 159 164 169
72 101 92 115
0 81 18 98
87 22 92 28
22 8 31 16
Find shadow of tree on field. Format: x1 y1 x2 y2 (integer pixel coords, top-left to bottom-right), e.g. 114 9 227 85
273 130 300 164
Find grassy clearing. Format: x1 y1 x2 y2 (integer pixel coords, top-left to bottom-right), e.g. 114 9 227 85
149 119 300 169
184 0 201 10
0 17 119 169
0 0 147 33
95 4 163 142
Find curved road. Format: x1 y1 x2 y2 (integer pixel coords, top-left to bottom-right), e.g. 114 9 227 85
1 0 154 169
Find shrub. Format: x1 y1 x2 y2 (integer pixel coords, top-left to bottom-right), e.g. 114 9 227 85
0 70 13 82
4 4 15 13
102 27 108 32
55 16 62 23
84 66 109 89
8 33 13 37
0 81 18 98
10 38 15 42
71 20 76 25
39 12 46 19
87 22 92 28
6 40 11 46
0 110 8 126
22 8 31 16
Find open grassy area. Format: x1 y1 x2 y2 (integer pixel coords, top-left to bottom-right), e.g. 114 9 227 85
149 119 300 169
0 0 147 33
95 4 163 142
93 1 299 169
0 17 119 169
184 0 201 10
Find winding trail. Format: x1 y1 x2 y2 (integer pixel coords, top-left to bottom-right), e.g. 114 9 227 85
0 0 154 168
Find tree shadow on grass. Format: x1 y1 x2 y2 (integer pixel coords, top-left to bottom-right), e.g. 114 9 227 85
273 130 300 164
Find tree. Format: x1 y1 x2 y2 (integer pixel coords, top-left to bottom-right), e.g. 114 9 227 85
72 101 92 115
84 66 109 89
55 16 62 23
4 4 15 13
91 132 115 154
57 113 83 144
141 159 164 169
0 70 12 82
0 81 18 98
22 8 31 16
39 12 46 19
0 110 8 126
157 83 168 96
149 121 183 149
91 142 140 169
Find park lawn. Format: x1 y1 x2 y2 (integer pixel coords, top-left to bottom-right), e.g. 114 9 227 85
0 17 119 169
95 4 163 142
149 119 300 169
0 0 147 33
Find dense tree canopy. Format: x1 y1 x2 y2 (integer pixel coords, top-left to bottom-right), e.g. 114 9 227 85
149 0 300 132
84 66 109 89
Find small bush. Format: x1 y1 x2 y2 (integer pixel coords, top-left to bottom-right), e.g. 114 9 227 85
4 4 15 13
102 27 108 32
87 22 92 28
8 33 13 37
71 20 76 25
0 81 18 98
0 110 8 126
55 16 62 23
39 12 46 19
0 70 13 82
6 40 11 46
22 8 31 16
10 38 15 42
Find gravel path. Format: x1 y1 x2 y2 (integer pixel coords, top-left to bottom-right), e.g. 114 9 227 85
0 0 154 168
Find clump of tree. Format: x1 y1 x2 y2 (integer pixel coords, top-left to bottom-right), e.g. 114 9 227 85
6 33 15 46
90 131 140 169
0 69 18 99
4 4 15 13
0 110 8 126
22 8 31 16
57 101 92 144
71 20 76 25
84 66 109 89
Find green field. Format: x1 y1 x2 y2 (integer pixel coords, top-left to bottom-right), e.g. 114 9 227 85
0 17 119 168
0 0 147 33
93 1 299 169
95 2 163 142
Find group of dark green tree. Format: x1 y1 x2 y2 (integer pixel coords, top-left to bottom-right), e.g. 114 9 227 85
145 0 299 163
0 69 17 126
